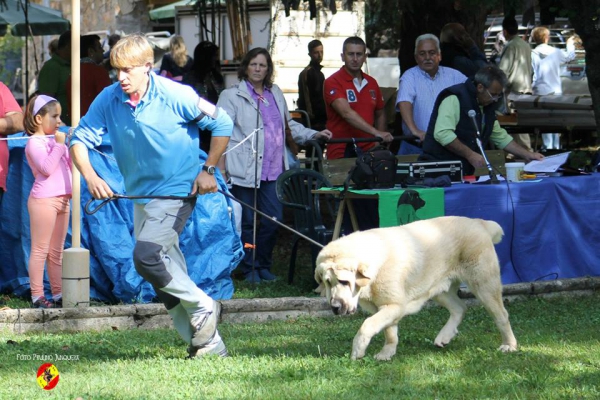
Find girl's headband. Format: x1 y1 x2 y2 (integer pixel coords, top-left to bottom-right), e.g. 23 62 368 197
33 95 57 116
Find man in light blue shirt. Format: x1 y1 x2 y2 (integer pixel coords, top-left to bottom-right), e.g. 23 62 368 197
70 35 233 359
396 34 467 155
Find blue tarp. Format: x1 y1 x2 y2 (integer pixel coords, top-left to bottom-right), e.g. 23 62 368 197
0 130 243 302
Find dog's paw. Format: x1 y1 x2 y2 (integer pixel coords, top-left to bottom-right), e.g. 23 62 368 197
498 344 518 352
433 336 454 348
434 328 458 348
350 348 365 360
374 349 395 361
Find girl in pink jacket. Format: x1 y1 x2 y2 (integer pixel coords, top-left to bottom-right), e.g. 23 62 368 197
24 95 72 308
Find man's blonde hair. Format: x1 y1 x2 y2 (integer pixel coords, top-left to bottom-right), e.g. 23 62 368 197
110 34 154 69
531 27 550 45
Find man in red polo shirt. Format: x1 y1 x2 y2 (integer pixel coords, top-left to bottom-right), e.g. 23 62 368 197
324 36 392 159
0 82 24 205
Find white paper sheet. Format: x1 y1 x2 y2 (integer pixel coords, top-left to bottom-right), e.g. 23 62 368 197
524 152 570 173
476 175 505 183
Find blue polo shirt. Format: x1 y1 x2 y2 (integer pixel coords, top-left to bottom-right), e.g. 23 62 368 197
70 72 233 200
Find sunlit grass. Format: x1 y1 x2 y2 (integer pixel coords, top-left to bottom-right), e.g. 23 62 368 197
2 293 599 399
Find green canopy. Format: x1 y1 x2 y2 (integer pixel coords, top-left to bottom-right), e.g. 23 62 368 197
149 0 196 21
0 0 70 36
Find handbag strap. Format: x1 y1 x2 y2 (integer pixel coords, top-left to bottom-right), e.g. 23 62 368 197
284 117 299 156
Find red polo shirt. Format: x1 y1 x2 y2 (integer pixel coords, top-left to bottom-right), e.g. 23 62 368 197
0 83 23 191
67 62 112 118
324 66 384 159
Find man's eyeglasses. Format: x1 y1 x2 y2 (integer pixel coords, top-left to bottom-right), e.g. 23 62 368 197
485 88 502 102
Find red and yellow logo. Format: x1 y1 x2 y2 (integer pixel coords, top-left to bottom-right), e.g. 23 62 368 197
36 363 59 390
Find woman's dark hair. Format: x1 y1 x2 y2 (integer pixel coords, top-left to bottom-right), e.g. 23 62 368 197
191 41 223 83
237 47 274 88
23 94 59 135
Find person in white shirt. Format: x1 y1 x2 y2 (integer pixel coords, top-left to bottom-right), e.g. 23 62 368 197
531 27 576 150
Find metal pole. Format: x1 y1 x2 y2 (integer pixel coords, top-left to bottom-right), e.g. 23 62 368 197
250 99 260 281
24 0 28 99
63 0 90 308
70 10 81 247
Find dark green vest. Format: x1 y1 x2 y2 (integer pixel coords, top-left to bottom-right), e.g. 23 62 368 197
422 81 497 175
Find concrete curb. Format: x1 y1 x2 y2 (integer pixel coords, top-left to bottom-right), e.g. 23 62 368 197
1 277 598 334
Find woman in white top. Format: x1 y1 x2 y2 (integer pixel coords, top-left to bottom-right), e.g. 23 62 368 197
531 27 576 150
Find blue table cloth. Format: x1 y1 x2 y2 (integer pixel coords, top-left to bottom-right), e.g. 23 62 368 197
445 175 600 283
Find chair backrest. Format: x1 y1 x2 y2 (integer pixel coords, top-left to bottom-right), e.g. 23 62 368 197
322 154 420 186
474 150 506 177
300 139 325 171
276 168 332 238
290 109 311 129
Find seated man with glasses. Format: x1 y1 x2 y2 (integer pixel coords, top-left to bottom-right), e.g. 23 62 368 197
421 65 543 175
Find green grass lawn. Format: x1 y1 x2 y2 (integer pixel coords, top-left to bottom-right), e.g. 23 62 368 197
2 293 599 399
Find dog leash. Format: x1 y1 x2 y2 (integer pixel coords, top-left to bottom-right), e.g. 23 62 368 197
84 191 325 249
84 194 196 215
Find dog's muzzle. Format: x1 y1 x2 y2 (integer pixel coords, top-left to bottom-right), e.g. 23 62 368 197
330 299 356 315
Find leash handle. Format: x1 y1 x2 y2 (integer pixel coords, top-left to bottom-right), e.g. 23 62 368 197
84 196 118 215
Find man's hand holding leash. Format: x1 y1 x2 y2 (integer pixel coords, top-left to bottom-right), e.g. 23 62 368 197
70 142 114 200
193 169 217 195
193 135 230 195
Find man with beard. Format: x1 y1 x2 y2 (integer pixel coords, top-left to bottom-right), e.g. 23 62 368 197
297 40 327 131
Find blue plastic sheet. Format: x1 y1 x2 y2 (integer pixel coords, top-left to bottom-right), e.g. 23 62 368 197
0 130 243 302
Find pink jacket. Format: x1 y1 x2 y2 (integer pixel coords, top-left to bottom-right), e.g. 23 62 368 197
25 136 72 199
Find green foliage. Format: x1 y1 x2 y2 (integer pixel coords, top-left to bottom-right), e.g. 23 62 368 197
365 0 401 55
232 238 319 298
0 31 24 52
0 294 30 308
1 293 599 399
0 31 23 86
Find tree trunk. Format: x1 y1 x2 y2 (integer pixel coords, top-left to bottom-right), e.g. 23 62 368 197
397 0 490 74
561 0 600 143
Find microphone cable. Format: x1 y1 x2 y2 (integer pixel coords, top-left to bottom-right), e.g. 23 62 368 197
467 109 525 282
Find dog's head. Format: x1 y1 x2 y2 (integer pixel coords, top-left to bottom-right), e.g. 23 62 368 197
314 256 375 315
398 190 426 210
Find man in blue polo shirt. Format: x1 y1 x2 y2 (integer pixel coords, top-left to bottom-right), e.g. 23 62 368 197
70 35 233 359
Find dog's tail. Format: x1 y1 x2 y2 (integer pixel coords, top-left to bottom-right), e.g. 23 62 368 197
480 219 504 244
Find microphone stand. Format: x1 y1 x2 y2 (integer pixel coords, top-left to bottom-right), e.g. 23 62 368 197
468 110 500 184
251 97 260 283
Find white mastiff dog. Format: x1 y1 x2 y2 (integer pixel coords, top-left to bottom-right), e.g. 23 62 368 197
315 216 518 360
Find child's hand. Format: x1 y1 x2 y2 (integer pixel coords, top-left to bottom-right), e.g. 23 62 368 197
54 131 66 145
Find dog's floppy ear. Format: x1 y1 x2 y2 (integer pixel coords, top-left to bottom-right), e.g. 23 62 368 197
314 263 324 284
314 283 326 296
355 263 374 287
314 264 326 296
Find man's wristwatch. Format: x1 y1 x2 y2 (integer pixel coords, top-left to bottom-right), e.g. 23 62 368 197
202 165 216 175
